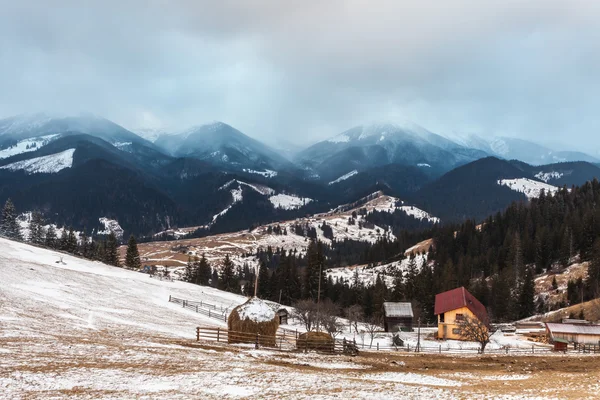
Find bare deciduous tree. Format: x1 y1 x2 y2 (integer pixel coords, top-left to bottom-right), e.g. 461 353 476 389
365 315 382 348
293 300 318 331
345 304 363 334
456 315 490 353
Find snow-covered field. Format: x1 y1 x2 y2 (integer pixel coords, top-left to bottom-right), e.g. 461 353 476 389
2 238 599 399
0 148 75 174
0 134 60 159
497 178 560 199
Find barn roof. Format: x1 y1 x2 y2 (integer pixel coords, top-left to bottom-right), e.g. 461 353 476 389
546 323 600 336
434 287 488 323
383 302 414 318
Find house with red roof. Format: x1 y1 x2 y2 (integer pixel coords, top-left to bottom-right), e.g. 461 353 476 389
434 286 488 340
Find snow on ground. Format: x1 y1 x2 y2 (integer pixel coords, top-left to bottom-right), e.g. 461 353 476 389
0 134 60 159
212 188 243 223
534 171 563 183
327 133 350 143
498 178 560 199
97 217 124 239
269 194 313 210
2 238 595 399
219 179 276 196
17 212 84 242
242 168 278 178
0 148 75 174
327 254 428 287
358 194 439 223
328 170 358 185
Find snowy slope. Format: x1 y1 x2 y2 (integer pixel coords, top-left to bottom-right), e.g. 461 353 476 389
0 134 60 159
269 194 313 210
534 171 564 183
0 237 246 337
0 148 75 174
328 170 358 185
497 178 560 199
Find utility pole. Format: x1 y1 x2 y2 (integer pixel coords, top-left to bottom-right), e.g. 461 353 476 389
279 289 283 304
417 317 421 353
316 258 322 332
254 264 259 298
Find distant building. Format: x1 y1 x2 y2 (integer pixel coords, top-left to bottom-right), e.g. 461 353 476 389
434 286 488 340
545 322 600 345
382 302 414 332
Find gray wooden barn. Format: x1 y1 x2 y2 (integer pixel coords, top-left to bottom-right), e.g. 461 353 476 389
383 302 414 332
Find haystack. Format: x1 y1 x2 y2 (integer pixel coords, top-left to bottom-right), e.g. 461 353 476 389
228 297 279 346
296 331 334 353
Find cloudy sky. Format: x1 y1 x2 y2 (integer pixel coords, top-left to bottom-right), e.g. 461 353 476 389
1 0 599 149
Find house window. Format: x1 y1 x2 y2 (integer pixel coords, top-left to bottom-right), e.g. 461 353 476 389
452 328 461 335
455 313 464 321
440 313 445 323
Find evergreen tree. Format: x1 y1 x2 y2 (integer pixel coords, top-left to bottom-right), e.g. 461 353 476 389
125 235 141 270
59 229 69 251
219 255 238 292
184 255 197 283
257 261 271 299
0 198 21 240
517 267 535 319
29 211 46 245
585 237 600 299
66 227 78 253
197 254 212 285
105 232 120 267
45 225 57 249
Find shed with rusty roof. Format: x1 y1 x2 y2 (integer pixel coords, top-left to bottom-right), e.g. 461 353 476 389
382 302 414 332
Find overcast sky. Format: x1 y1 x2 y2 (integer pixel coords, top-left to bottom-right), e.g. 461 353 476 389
1 0 599 150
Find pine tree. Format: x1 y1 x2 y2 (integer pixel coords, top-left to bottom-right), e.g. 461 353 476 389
0 198 22 240
124 235 141 270
197 254 212 285
585 237 600 299
517 267 535 319
219 255 238 292
59 229 69 251
257 261 271 298
29 211 46 245
45 225 57 248
66 227 78 253
105 232 120 267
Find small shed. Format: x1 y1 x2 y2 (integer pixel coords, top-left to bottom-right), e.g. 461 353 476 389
545 322 600 345
383 302 414 332
552 338 568 352
276 308 288 325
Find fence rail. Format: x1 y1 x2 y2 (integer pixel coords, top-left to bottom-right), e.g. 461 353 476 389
195 326 556 355
169 295 228 322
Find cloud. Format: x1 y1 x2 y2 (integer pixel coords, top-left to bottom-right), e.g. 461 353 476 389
0 0 599 150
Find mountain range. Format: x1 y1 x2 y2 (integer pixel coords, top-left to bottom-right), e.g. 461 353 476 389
1 113 599 238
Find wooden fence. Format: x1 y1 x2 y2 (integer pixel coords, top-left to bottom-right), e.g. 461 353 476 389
196 326 350 354
195 326 554 355
169 295 228 322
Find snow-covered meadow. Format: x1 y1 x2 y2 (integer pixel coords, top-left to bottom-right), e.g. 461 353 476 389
2 238 599 399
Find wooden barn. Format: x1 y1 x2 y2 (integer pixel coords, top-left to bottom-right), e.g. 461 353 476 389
434 286 488 340
545 322 600 346
382 302 414 332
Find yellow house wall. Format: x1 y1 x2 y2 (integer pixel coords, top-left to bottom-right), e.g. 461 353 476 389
437 306 477 340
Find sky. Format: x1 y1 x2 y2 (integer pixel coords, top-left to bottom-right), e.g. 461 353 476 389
1 0 599 150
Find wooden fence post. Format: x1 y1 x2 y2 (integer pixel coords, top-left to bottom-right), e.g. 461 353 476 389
196 305 198 313
217 328 220 342
439 345 441 354
196 327 200 341
532 345 534 354
255 333 260 349
169 295 171 302
377 342 379 351
209 309 211 318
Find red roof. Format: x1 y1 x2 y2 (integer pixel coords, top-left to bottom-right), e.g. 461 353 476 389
434 287 488 323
